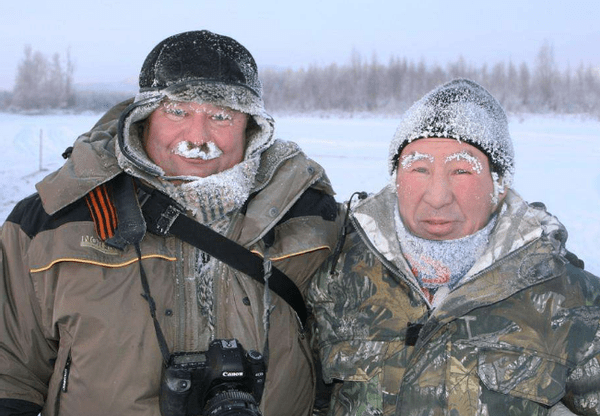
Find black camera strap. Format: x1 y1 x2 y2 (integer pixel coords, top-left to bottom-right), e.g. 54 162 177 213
137 186 308 328
134 242 172 364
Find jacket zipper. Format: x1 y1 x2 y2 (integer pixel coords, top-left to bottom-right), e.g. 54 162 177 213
175 239 186 351
61 353 72 393
415 240 550 354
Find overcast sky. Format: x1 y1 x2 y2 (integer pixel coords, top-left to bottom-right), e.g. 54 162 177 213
1 0 599 91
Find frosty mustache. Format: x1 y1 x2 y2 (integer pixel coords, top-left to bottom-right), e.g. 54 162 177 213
172 141 223 160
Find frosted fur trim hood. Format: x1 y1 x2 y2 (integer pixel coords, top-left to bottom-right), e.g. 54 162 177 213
34 100 305 217
388 79 515 186
117 85 274 180
117 30 275 179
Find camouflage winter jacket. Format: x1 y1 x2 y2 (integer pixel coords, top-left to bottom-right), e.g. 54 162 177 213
308 184 600 416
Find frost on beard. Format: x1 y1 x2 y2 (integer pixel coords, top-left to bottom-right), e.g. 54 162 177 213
173 141 224 160
169 155 260 225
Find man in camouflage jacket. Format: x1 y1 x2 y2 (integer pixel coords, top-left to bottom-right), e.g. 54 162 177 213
308 79 600 416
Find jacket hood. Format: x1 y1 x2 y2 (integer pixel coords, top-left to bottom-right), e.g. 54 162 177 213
35 101 129 215
117 85 275 180
35 101 325 220
466 190 568 279
351 186 567 285
118 30 275 179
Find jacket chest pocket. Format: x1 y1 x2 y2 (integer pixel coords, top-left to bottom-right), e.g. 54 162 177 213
477 348 569 406
320 339 408 416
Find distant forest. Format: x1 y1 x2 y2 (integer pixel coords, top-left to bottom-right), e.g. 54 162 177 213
2 42 600 118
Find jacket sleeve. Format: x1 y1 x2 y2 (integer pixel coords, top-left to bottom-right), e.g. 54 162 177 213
558 265 600 416
0 221 56 409
0 398 43 416
560 353 600 415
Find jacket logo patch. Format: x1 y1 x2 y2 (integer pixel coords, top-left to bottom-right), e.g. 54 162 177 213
459 315 477 340
81 235 120 255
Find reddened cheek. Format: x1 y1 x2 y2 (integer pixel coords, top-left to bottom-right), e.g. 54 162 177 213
401 185 415 197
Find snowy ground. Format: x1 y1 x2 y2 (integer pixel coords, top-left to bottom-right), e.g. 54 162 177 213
1 112 599 276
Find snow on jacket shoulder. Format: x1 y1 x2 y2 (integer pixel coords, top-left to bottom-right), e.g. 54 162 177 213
0 101 342 416
308 185 600 416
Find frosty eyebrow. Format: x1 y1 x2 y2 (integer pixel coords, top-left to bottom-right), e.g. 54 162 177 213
445 151 483 174
400 152 434 169
161 101 234 117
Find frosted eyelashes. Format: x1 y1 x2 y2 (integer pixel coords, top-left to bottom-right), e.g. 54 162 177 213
400 152 434 169
399 151 484 174
162 101 237 124
399 150 504 205
445 151 483 174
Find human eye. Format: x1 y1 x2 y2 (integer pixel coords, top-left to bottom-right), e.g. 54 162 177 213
446 152 483 175
453 168 472 175
400 152 433 173
163 106 188 120
211 111 233 122
413 166 429 174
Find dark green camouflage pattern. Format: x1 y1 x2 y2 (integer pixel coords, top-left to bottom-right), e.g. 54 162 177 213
308 186 600 416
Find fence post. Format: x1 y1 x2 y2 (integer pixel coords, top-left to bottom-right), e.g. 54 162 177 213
39 129 43 171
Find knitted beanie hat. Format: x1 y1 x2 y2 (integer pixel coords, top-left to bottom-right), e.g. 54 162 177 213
389 79 514 185
117 30 274 178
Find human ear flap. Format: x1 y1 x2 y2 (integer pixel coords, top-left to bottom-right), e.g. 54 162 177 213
491 172 509 210
495 189 508 210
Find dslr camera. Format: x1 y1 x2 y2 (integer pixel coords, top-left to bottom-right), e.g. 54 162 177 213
160 339 266 416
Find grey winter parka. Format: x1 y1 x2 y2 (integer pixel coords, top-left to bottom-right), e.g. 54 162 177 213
0 101 342 416
308 185 600 416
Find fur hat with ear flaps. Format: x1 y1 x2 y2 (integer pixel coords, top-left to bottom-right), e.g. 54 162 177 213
117 30 274 179
389 78 514 186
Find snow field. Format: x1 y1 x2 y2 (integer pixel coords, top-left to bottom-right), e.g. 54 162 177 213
1 112 599 275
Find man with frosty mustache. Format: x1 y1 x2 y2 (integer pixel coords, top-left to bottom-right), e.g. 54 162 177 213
308 79 600 415
0 31 340 416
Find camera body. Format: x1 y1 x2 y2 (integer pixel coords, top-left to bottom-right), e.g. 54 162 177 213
160 339 266 416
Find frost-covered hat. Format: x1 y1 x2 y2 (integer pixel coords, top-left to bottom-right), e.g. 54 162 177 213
389 79 514 184
117 30 274 177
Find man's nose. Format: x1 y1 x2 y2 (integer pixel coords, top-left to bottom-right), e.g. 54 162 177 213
422 172 453 208
187 113 210 143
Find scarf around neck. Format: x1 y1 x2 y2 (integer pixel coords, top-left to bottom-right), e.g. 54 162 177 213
394 207 497 302
117 138 260 232
164 156 260 229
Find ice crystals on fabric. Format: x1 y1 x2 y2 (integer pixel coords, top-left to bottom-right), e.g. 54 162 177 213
394 206 497 299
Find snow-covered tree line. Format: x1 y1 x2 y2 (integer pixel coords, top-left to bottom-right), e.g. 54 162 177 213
3 42 599 117
261 42 600 117
2 46 132 113
10 46 76 110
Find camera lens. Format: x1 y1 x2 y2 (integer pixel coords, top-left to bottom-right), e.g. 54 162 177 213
204 390 262 416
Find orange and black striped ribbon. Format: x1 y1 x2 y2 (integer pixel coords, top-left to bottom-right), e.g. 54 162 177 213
85 183 118 241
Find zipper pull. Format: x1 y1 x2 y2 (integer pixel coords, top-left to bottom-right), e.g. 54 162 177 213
61 355 72 392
